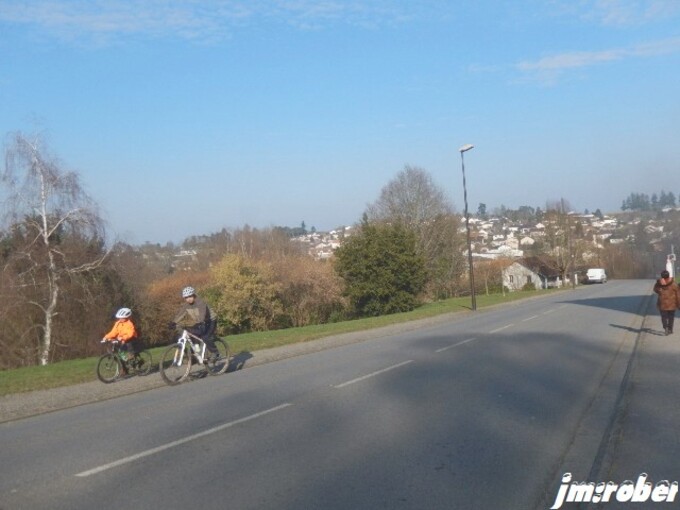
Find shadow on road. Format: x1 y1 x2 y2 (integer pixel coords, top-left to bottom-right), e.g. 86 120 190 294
558 294 653 316
228 351 253 372
610 323 665 336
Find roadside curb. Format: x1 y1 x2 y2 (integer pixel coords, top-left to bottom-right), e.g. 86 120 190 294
0 308 473 424
0 289 575 424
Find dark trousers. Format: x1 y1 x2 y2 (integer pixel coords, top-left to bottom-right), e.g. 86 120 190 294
660 310 676 332
188 327 218 353
121 338 140 355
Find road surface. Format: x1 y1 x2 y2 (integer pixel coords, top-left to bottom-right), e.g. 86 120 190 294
1 280 673 509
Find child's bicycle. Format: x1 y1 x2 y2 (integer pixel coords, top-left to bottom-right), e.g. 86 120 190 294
159 328 230 385
96 340 153 383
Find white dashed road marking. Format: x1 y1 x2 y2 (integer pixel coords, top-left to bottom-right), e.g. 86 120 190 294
489 324 514 334
333 360 414 389
435 337 477 353
76 403 293 477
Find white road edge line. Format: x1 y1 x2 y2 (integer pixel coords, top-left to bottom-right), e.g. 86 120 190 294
543 309 556 315
489 324 514 334
333 360 414 389
435 337 477 353
75 403 293 478
522 315 539 322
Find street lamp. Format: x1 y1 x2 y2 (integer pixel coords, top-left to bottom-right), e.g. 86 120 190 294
459 143 476 311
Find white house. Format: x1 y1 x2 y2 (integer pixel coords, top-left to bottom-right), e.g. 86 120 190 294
502 256 564 290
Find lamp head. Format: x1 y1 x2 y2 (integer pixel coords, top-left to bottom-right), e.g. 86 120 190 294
459 144 474 153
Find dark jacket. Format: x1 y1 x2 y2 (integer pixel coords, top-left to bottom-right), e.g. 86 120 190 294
653 277 680 311
173 296 217 336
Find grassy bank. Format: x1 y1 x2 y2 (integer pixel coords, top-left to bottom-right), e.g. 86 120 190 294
0 290 548 396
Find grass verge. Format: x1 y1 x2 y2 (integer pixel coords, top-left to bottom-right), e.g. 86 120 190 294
0 290 551 397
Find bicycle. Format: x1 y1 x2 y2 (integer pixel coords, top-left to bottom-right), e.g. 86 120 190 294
96 340 153 383
159 328 230 385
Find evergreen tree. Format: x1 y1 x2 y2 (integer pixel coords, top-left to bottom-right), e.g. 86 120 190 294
622 192 651 211
334 222 426 317
658 190 676 208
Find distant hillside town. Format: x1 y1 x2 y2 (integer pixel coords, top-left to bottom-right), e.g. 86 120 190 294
265 206 679 293
287 209 678 263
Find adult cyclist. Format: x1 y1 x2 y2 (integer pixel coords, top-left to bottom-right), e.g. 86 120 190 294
169 286 220 359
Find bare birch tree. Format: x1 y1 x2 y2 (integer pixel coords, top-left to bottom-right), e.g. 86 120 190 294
1 132 109 365
365 165 466 298
543 198 579 285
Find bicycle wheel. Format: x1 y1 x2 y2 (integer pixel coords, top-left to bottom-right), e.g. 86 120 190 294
96 354 121 383
159 345 191 385
205 338 230 376
131 350 153 376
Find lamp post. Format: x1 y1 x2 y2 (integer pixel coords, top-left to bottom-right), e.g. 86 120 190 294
459 143 476 311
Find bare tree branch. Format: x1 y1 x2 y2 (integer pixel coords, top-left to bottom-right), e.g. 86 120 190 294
1 131 109 365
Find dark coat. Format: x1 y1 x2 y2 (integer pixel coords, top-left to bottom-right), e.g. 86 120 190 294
653 277 680 311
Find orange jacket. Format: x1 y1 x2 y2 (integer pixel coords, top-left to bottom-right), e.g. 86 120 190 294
104 319 138 343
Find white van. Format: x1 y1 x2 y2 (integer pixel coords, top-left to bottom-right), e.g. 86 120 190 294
586 268 607 283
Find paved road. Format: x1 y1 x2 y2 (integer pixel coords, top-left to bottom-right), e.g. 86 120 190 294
1 280 673 510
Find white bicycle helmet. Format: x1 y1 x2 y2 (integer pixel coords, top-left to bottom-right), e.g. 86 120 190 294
181 286 196 298
115 307 132 319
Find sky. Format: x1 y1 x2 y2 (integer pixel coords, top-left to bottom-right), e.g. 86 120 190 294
1 0 679 245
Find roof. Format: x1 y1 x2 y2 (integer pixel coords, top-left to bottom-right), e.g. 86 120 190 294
513 256 562 277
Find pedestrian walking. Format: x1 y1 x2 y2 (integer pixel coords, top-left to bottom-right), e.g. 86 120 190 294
653 270 680 335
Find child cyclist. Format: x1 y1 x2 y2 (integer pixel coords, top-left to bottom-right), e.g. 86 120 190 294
102 307 139 362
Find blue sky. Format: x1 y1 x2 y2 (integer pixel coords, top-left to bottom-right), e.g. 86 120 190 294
1 1 679 244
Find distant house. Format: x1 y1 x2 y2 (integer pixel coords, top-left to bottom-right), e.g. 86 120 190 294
476 245 523 259
645 224 663 235
502 237 520 250
502 256 565 290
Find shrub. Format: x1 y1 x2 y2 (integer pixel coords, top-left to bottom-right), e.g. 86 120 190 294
334 221 427 317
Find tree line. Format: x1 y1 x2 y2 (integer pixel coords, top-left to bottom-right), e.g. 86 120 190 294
2 133 674 369
0 135 469 369
621 191 677 212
